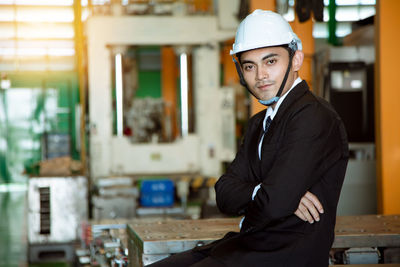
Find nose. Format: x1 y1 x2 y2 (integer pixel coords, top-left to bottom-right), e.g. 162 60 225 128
256 65 268 81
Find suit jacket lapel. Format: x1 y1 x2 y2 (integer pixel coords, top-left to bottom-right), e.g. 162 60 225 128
259 81 310 177
272 80 309 123
248 110 266 182
248 81 310 182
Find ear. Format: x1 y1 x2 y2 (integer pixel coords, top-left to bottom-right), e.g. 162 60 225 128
292 50 304 72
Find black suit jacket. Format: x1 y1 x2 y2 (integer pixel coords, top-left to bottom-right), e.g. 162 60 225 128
201 81 348 266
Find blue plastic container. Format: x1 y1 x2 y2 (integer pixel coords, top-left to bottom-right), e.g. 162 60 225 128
140 179 174 207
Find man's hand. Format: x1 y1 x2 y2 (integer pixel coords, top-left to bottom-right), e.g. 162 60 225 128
294 191 324 224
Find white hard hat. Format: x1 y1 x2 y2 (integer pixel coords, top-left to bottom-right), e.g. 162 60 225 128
230 9 302 55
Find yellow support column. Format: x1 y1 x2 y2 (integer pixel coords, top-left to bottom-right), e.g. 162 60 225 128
222 40 239 86
290 18 314 92
74 0 87 174
161 47 178 140
375 0 400 214
249 0 275 12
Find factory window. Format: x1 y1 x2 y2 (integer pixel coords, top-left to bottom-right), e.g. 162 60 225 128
0 1 76 71
0 0 215 72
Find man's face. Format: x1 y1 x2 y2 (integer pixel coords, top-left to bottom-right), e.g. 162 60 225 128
240 46 299 105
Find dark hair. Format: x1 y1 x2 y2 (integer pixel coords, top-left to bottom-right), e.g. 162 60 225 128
236 52 243 63
236 44 292 64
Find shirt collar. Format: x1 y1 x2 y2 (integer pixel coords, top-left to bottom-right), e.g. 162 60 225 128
263 77 302 129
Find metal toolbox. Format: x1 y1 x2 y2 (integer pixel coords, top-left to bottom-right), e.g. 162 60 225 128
27 176 88 244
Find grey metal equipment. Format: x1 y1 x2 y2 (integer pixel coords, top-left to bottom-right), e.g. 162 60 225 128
27 176 88 263
28 176 88 244
344 247 380 264
92 177 138 220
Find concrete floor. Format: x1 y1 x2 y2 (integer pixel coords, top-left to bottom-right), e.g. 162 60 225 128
0 184 75 267
0 184 28 267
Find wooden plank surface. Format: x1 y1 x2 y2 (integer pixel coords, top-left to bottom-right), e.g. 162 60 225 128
127 215 400 254
332 265 400 267
128 218 240 241
333 215 400 248
127 218 240 254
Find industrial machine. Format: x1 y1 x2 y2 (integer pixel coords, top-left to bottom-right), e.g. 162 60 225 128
319 46 377 216
86 0 240 181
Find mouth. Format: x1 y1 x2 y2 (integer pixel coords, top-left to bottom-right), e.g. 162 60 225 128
257 83 273 91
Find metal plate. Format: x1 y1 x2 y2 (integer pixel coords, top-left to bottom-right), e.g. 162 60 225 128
127 218 240 255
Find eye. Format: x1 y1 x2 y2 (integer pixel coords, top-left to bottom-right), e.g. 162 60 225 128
243 64 255 71
266 58 277 65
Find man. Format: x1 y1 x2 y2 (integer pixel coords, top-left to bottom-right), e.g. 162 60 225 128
149 9 348 267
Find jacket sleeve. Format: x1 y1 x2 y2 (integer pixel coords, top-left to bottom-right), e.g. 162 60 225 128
243 103 347 229
215 118 261 216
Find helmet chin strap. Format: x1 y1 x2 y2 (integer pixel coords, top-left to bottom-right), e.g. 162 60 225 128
233 45 296 107
259 96 280 106
259 49 293 106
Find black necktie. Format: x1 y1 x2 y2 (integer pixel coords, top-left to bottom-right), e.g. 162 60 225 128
258 116 272 160
264 116 272 133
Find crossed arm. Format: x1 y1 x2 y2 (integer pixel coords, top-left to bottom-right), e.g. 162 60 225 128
253 185 323 223
216 105 339 227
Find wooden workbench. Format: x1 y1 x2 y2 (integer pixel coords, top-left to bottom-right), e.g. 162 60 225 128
332 265 400 267
334 215 400 248
127 215 400 266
